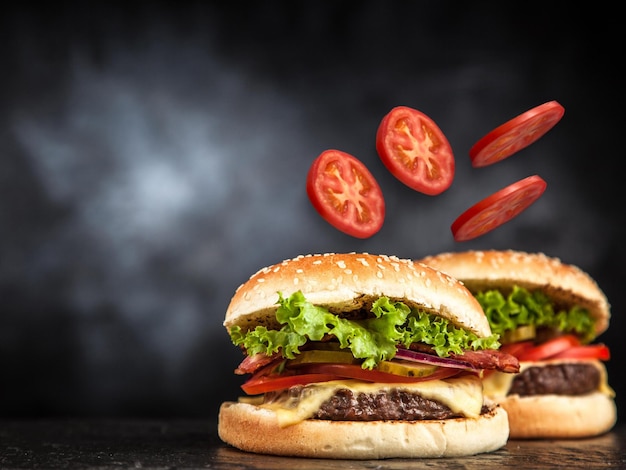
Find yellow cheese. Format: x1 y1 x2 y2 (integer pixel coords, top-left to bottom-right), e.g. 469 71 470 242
482 370 515 398
257 374 483 427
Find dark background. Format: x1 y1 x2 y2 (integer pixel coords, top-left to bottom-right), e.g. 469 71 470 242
1 1 624 424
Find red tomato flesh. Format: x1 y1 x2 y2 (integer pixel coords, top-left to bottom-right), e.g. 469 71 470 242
551 344 610 361
240 363 464 394
501 335 610 362
376 106 455 196
306 149 385 239
241 373 338 395
451 175 547 242
516 335 580 361
499 341 535 359
470 101 565 168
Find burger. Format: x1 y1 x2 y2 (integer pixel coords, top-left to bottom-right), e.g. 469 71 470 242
218 253 519 459
418 249 616 439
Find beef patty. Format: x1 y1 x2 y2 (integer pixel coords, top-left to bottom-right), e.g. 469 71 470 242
508 362 600 396
314 389 488 421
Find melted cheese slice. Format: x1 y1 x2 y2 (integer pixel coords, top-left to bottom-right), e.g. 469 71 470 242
482 359 615 398
255 375 483 428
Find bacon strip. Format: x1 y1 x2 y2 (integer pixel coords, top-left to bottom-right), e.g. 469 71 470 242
450 349 520 373
235 352 281 375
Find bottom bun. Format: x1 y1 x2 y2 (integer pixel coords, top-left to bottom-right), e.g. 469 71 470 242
218 401 509 459
499 392 617 439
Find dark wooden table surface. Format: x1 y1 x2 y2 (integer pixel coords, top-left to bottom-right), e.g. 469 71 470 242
1 419 624 469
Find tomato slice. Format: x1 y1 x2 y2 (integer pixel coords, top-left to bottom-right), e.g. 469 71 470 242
469 101 565 168
376 106 455 196
499 336 610 362
301 363 461 383
241 362 466 394
306 149 385 239
241 373 338 395
451 175 547 242
499 341 535 359
550 344 610 361
516 335 580 362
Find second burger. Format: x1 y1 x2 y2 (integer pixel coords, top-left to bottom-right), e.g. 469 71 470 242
419 249 616 439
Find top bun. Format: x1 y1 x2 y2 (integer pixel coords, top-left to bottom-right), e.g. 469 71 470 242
225 253 491 338
419 250 610 337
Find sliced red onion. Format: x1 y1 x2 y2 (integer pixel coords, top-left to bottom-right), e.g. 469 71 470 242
394 347 478 370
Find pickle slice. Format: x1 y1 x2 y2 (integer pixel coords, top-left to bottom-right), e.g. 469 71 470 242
501 324 536 344
376 360 439 378
288 350 357 366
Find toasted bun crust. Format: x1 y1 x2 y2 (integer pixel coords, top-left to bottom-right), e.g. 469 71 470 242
225 253 492 337
218 401 509 458
499 392 616 439
418 250 610 337
483 360 617 438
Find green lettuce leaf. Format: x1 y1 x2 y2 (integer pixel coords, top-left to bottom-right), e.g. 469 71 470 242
229 291 501 369
475 285 596 344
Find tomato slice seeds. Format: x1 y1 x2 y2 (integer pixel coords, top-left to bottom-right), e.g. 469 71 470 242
306 149 385 239
305 102 564 241
376 106 455 196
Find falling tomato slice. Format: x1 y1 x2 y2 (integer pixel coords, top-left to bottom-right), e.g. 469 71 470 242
376 106 455 196
306 149 385 239
451 175 547 242
470 101 565 168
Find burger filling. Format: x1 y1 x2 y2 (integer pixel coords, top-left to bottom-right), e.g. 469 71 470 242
471 284 613 400
313 389 490 421
508 363 599 396
257 374 487 426
474 285 596 343
230 291 519 427
230 291 503 371
483 360 614 399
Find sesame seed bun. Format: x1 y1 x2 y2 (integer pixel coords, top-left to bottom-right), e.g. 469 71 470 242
224 252 491 338
220 253 510 458
218 400 509 459
418 250 610 337
498 388 616 439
